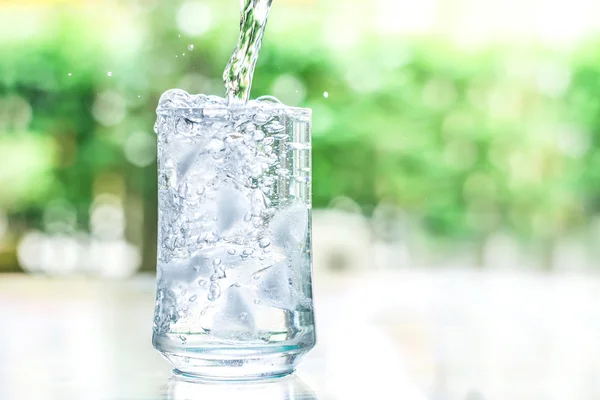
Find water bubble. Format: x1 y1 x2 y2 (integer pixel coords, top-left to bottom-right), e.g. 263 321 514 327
227 248 236 255
189 294 197 302
243 248 254 256
198 279 208 287
213 258 222 266
208 282 221 301
244 213 252 222
184 357 190 363
256 95 282 104
254 299 261 304
181 289 187 296
254 130 265 141
188 44 194 51
178 335 187 344
253 275 260 280
108 72 113 77
263 137 274 146
239 312 248 321
259 238 270 248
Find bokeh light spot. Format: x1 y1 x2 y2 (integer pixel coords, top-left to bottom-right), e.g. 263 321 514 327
177 1 213 37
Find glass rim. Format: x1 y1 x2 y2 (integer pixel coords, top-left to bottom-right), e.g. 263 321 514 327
156 90 312 117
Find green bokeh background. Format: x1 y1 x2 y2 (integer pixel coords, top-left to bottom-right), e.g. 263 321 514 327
2 0 600 272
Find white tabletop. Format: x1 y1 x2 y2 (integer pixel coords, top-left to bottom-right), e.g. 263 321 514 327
1 269 599 400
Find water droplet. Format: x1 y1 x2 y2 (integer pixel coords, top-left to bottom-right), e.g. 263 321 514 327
107 72 112 77
243 248 254 256
187 44 194 51
68 73 72 77
189 294 197 302
213 258 222 266
198 279 208 287
239 312 248 321
323 91 329 98
227 248 236 255
259 238 270 248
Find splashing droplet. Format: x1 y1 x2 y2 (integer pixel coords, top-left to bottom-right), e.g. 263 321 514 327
188 44 194 51
108 72 113 77
323 91 329 98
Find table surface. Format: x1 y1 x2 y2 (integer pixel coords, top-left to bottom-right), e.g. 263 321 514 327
1 269 600 400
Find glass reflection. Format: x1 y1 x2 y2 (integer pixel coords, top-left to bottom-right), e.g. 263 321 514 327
167 374 317 400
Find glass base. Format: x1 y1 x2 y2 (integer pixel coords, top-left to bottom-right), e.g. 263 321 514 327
159 348 306 381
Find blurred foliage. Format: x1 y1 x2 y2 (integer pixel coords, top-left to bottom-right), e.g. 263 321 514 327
1 1 600 271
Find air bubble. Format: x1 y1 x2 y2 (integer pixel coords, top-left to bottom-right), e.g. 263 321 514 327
213 258 222 266
208 283 221 301
227 248 236 255
189 294 197 302
259 238 270 248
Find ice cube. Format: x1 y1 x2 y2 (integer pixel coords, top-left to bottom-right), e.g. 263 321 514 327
216 184 251 234
200 284 257 339
268 201 308 250
252 260 312 311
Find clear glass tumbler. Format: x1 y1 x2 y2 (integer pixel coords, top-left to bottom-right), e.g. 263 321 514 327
152 90 315 380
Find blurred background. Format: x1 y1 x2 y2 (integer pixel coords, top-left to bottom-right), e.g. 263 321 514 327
3 0 600 399
4 0 600 275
